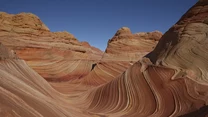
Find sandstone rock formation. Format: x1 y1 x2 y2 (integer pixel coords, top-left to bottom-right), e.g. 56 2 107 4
73 27 162 87
0 0 208 116
146 0 208 85
0 12 161 85
103 27 162 61
69 27 162 87
0 44 84 117
0 12 103 81
75 0 208 116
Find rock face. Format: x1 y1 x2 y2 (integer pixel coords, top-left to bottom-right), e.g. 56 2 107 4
0 12 103 80
146 0 208 85
0 12 160 83
49 27 162 91
0 0 207 116
72 27 162 86
77 1 208 116
0 42 17 60
103 27 162 61
0 44 81 117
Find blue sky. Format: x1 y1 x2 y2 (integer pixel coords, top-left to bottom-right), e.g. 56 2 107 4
1 0 197 51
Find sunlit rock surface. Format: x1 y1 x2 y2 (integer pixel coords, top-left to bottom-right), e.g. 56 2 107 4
146 0 208 85
0 12 103 80
103 27 162 61
77 27 162 86
0 12 160 85
78 0 208 116
0 0 208 116
0 43 87 117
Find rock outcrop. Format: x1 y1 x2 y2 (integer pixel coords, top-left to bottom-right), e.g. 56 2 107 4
0 0 207 116
72 28 162 86
103 27 162 61
0 12 160 83
0 43 83 117
76 0 208 116
0 12 103 80
146 0 208 85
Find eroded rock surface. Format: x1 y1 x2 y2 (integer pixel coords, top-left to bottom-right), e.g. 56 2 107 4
0 12 103 80
0 0 207 116
103 27 162 61
76 1 208 116
146 0 208 85
0 12 160 85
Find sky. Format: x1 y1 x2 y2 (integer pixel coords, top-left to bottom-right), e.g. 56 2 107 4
1 0 198 51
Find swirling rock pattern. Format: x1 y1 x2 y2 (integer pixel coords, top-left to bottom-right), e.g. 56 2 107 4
0 12 160 83
77 61 208 116
77 27 162 86
0 12 103 80
75 1 208 115
0 0 208 117
49 28 162 93
0 44 86 117
146 0 208 85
